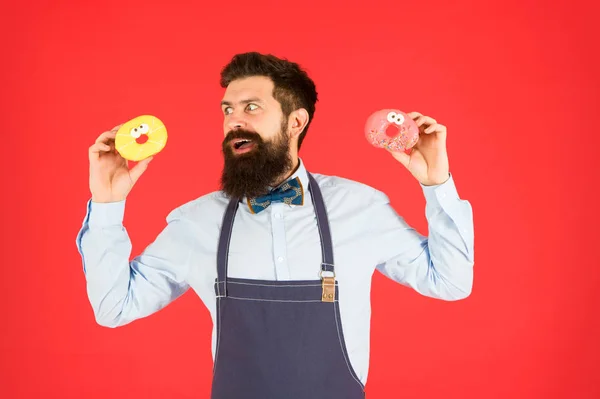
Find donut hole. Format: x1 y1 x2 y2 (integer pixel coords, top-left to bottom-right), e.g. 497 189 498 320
136 134 149 144
385 124 399 138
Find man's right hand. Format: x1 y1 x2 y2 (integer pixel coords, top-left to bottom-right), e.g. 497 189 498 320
88 124 153 203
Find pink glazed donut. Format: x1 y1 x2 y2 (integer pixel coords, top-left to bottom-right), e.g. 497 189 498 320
365 109 419 153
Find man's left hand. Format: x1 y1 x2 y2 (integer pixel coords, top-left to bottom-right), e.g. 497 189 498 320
387 111 450 186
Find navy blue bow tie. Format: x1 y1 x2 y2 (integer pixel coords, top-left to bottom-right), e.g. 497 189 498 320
247 177 304 214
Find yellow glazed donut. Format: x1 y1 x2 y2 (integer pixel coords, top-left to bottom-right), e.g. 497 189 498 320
115 115 168 161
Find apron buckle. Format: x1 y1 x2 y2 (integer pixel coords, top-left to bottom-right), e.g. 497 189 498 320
321 275 335 302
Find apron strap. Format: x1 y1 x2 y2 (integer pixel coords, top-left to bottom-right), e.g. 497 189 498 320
307 173 335 275
216 197 239 295
216 172 335 295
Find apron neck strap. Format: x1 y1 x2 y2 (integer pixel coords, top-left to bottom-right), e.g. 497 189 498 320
217 172 335 284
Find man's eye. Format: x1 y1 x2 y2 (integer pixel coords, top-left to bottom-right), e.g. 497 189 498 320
223 107 232 115
246 104 258 111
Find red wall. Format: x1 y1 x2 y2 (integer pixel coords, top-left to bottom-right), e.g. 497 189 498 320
1 0 598 397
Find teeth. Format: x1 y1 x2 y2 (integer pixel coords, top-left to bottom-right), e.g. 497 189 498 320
233 139 251 149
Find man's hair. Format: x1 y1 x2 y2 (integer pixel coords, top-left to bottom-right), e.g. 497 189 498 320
220 52 318 150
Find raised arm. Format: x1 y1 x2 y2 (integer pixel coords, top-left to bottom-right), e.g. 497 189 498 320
367 175 474 300
76 123 190 327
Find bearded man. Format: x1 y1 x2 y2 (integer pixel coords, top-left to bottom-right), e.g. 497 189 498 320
78 52 474 398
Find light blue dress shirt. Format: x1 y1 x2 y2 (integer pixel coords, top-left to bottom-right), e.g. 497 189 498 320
76 158 474 386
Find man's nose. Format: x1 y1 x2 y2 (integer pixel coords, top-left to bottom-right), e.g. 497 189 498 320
227 114 247 130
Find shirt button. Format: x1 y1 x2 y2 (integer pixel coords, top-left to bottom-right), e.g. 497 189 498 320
275 213 282 219
277 256 284 262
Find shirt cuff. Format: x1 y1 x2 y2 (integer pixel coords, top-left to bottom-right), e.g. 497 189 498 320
86 199 126 227
420 173 459 207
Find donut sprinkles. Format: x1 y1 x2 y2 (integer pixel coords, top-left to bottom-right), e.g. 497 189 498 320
364 109 419 153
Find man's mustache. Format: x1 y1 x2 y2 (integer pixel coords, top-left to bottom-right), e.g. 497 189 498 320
223 129 263 144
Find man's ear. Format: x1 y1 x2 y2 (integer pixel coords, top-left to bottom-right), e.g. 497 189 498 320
288 108 309 139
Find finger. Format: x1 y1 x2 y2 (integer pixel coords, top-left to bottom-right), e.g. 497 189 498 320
110 123 124 132
424 123 437 134
95 130 117 145
407 111 422 120
425 123 446 134
386 148 411 168
415 116 437 127
128 156 153 184
89 142 112 153
88 142 112 160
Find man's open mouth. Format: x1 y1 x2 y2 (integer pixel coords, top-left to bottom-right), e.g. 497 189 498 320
231 138 256 153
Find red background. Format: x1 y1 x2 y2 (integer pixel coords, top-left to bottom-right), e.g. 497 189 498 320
1 0 599 397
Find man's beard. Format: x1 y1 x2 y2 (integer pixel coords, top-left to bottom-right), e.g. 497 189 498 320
220 122 293 199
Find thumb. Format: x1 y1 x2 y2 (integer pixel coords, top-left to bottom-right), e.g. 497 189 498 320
129 156 153 183
387 148 411 168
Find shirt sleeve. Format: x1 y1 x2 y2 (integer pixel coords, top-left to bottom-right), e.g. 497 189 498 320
367 173 475 300
75 199 192 327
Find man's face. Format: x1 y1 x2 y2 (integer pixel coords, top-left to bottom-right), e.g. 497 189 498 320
221 75 286 147
219 76 294 199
